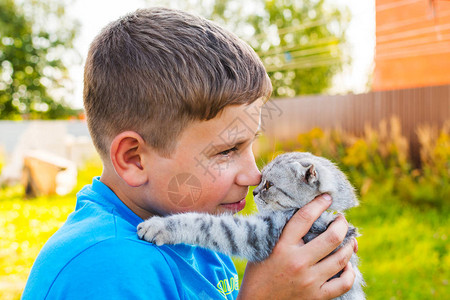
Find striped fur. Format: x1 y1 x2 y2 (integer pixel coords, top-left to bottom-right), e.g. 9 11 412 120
138 210 291 262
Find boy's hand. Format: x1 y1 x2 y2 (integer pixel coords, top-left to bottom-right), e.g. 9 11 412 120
238 194 356 300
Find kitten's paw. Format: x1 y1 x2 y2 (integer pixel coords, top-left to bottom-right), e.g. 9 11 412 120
137 217 173 246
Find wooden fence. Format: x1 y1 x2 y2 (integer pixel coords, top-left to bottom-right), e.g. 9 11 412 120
260 84 450 165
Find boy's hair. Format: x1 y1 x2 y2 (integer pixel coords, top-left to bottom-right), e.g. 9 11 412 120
83 7 272 158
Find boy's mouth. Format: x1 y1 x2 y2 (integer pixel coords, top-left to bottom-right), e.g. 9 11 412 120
220 198 246 212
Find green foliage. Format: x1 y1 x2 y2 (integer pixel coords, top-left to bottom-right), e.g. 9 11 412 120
250 0 349 97
259 118 449 209
0 0 80 119
151 0 350 97
400 124 450 208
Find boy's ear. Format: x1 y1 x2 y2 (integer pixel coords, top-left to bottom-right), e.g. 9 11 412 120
110 131 148 187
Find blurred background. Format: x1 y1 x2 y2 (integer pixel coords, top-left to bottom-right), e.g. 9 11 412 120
0 0 449 299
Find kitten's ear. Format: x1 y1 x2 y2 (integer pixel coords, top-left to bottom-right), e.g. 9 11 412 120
292 162 318 184
305 164 318 184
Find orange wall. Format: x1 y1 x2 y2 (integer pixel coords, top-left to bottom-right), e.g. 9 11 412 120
373 0 450 91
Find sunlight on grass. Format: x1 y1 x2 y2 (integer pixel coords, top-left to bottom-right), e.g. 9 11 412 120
0 157 102 300
0 187 76 299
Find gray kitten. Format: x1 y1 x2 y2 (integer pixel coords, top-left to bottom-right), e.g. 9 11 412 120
137 152 365 299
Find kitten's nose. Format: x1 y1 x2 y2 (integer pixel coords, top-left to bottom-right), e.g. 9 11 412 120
252 189 258 196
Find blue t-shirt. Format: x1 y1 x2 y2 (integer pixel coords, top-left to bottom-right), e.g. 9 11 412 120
22 177 239 299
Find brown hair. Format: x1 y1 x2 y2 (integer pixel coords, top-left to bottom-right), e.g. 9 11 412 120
83 7 272 158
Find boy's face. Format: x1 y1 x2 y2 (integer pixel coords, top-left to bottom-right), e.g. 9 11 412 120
141 99 264 217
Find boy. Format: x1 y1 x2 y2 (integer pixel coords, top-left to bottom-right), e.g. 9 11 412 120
22 8 356 299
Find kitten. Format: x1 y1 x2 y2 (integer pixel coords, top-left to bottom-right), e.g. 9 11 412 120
137 152 365 299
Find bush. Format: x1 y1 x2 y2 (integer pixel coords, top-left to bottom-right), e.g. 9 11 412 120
397 124 450 209
258 118 449 210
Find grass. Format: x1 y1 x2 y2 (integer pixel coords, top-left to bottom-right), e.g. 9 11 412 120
0 186 76 299
0 158 102 300
346 194 449 299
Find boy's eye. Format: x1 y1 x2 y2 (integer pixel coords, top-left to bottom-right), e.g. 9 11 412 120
218 146 238 156
264 180 272 190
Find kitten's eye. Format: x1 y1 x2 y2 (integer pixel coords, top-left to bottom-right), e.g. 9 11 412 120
264 180 273 190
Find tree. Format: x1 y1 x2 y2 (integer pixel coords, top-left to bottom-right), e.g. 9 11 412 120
0 0 80 119
250 0 350 97
152 0 350 97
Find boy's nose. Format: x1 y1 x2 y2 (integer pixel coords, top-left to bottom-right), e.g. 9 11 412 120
236 159 261 187
236 146 261 187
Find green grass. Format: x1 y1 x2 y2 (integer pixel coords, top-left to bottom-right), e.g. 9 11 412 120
0 158 102 300
348 194 449 299
0 186 77 299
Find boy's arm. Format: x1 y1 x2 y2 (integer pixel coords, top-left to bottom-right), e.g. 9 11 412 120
238 194 356 300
